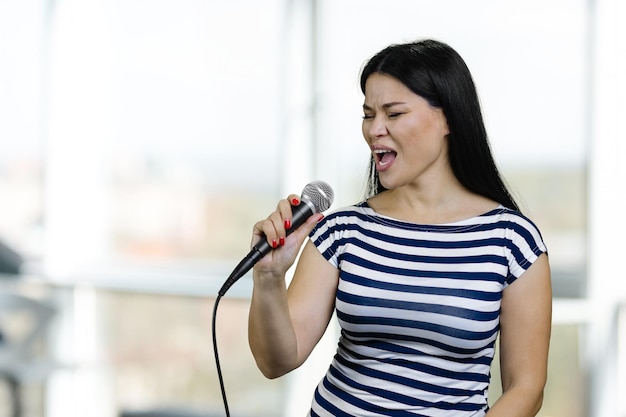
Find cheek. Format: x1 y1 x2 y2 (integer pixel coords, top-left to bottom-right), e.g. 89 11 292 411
405 129 447 160
408 117 446 146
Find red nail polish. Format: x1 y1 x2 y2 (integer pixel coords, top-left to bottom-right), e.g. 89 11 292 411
271 239 278 249
291 198 300 205
284 219 292 229
279 236 285 246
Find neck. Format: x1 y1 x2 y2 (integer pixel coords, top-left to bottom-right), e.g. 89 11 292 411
370 176 495 225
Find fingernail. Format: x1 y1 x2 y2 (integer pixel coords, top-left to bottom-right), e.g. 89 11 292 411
279 236 285 246
291 197 300 205
317 214 325 222
284 219 292 229
271 239 278 249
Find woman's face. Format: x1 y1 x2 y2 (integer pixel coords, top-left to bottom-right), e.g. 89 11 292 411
362 73 450 191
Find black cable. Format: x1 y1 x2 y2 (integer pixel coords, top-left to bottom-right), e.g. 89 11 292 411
212 293 230 417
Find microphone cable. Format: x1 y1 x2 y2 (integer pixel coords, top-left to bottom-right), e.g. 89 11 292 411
212 293 230 416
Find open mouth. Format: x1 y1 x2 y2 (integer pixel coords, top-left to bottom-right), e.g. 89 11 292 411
374 149 397 167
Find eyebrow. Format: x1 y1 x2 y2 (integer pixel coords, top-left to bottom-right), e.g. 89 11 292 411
362 102 407 111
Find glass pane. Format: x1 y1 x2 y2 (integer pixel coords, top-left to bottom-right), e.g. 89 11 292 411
108 0 285 263
0 0 45 266
98 290 283 417
39 0 287 277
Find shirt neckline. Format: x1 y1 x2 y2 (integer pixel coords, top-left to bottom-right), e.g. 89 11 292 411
357 201 507 232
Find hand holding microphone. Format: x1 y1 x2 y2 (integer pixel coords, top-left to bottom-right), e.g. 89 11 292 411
218 180 334 296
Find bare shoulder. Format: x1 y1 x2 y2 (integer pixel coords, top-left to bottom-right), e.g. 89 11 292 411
462 193 502 216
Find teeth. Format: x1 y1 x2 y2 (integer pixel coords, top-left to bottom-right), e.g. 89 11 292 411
373 149 394 167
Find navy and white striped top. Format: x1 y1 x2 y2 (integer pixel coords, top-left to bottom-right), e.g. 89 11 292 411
307 202 547 417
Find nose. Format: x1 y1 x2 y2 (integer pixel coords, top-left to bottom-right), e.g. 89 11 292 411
365 115 388 139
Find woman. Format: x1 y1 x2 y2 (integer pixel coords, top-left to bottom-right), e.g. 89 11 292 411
248 39 552 416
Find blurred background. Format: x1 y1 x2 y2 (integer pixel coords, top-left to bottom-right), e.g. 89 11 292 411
0 0 624 416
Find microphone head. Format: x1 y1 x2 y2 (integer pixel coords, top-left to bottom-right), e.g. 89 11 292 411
301 180 334 213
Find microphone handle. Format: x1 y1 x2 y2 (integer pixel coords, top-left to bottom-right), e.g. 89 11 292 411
218 199 316 296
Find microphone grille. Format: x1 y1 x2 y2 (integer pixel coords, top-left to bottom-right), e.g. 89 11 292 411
301 180 334 213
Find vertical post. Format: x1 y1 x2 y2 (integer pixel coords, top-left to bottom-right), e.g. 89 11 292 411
279 0 316 194
587 0 626 416
42 1 115 416
280 1 338 416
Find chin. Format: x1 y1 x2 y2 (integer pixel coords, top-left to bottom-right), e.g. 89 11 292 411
378 177 398 191
378 175 413 192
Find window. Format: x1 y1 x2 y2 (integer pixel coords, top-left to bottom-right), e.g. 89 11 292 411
43 0 288 284
0 0 45 265
1 1 604 416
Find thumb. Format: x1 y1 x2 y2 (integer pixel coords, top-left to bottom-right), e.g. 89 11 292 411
290 212 324 241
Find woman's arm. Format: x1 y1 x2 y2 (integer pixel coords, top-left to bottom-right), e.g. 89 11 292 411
487 253 552 416
247 197 338 379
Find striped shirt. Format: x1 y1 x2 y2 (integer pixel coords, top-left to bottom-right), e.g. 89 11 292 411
307 202 547 417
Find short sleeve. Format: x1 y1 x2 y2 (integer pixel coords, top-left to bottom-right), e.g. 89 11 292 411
308 209 348 269
504 213 548 286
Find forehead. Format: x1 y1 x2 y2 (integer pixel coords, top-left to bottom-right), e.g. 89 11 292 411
363 73 423 106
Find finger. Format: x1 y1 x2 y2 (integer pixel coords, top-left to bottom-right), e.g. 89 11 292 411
294 212 325 240
278 195 299 231
287 193 301 207
252 218 269 246
266 210 286 248
254 194 304 251
252 213 280 249
277 211 323 254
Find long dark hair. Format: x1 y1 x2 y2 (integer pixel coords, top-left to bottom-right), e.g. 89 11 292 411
360 39 519 211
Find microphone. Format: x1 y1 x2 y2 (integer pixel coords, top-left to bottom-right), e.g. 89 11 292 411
218 180 334 296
